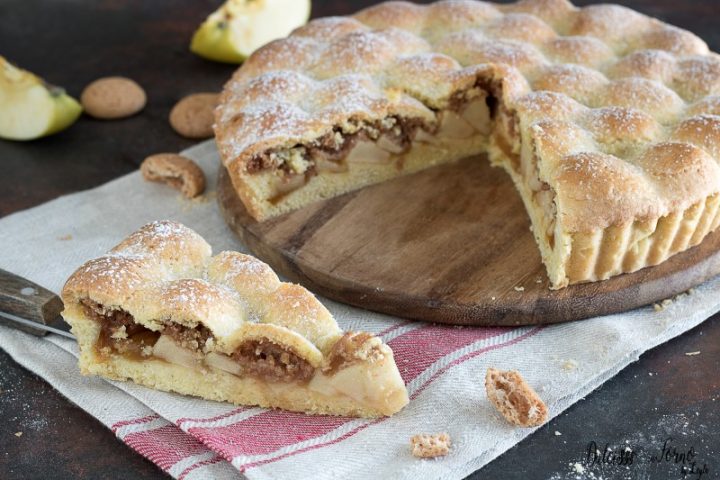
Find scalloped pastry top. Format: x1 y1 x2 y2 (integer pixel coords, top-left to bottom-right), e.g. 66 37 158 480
214 0 720 288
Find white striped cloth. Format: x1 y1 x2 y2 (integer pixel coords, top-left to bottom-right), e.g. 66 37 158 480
1 141 717 480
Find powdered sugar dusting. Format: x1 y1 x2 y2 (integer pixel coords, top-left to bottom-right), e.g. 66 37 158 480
74 254 148 292
674 115 720 156
485 12 557 43
222 102 313 160
675 56 720 100
66 222 341 349
211 0 720 233
583 107 659 141
544 36 616 66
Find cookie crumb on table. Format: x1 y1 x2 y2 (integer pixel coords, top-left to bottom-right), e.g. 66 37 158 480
485 368 548 427
410 433 451 458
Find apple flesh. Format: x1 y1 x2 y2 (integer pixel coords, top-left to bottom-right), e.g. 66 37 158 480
0 56 82 141
190 0 311 64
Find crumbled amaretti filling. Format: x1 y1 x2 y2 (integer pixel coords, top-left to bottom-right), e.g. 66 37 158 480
81 299 160 359
324 332 384 374
244 81 508 180
80 299 386 383
80 299 315 382
163 322 212 351
246 115 433 175
81 299 213 359
233 339 314 382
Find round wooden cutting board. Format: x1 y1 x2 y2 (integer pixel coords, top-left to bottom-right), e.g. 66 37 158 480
217 156 720 326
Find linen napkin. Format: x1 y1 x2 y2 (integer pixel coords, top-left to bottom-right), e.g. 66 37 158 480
1 140 717 480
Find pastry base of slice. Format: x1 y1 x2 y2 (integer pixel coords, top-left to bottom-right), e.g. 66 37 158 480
66 304 408 417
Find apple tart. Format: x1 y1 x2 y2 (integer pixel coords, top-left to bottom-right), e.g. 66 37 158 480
61 221 408 417
215 0 720 289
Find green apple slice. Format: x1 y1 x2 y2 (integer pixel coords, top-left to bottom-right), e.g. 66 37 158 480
190 0 311 64
0 56 82 141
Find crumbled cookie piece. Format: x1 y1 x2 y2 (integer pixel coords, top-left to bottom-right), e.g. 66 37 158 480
141 153 206 198
81 77 146 119
485 368 547 427
169 93 219 139
410 433 451 458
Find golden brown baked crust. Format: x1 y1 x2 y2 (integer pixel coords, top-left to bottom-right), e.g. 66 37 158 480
62 221 408 417
214 0 720 288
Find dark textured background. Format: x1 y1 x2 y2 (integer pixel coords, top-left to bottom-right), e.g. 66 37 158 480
0 1 718 478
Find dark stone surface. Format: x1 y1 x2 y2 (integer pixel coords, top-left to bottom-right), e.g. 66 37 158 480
471 317 719 480
0 1 718 479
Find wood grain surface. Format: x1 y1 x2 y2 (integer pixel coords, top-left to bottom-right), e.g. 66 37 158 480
219 157 720 325
1 1 718 479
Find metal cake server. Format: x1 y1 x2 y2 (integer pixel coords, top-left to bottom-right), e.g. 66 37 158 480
0 268 75 340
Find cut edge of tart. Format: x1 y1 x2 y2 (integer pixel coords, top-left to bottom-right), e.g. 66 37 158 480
61 221 409 417
214 0 720 290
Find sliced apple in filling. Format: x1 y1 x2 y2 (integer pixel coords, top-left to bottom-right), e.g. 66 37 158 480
247 92 493 202
78 302 408 417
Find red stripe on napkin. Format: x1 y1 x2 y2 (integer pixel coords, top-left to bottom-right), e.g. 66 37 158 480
111 414 160 432
388 325 508 382
238 326 543 471
188 325 523 461
123 424 211 470
188 412 352 457
177 456 225 480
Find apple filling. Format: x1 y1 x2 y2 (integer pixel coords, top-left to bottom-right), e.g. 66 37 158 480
232 339 314 382
324 331 381 373
246 91 494 201
82 300 161 360
79 299 385 386
78 298 407 414
81 299 311 381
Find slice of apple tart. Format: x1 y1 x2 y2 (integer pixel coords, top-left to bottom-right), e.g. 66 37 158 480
61 221 408 417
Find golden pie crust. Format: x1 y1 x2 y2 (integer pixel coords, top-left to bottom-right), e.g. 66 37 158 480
61 221 408 417
214 0 720 288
